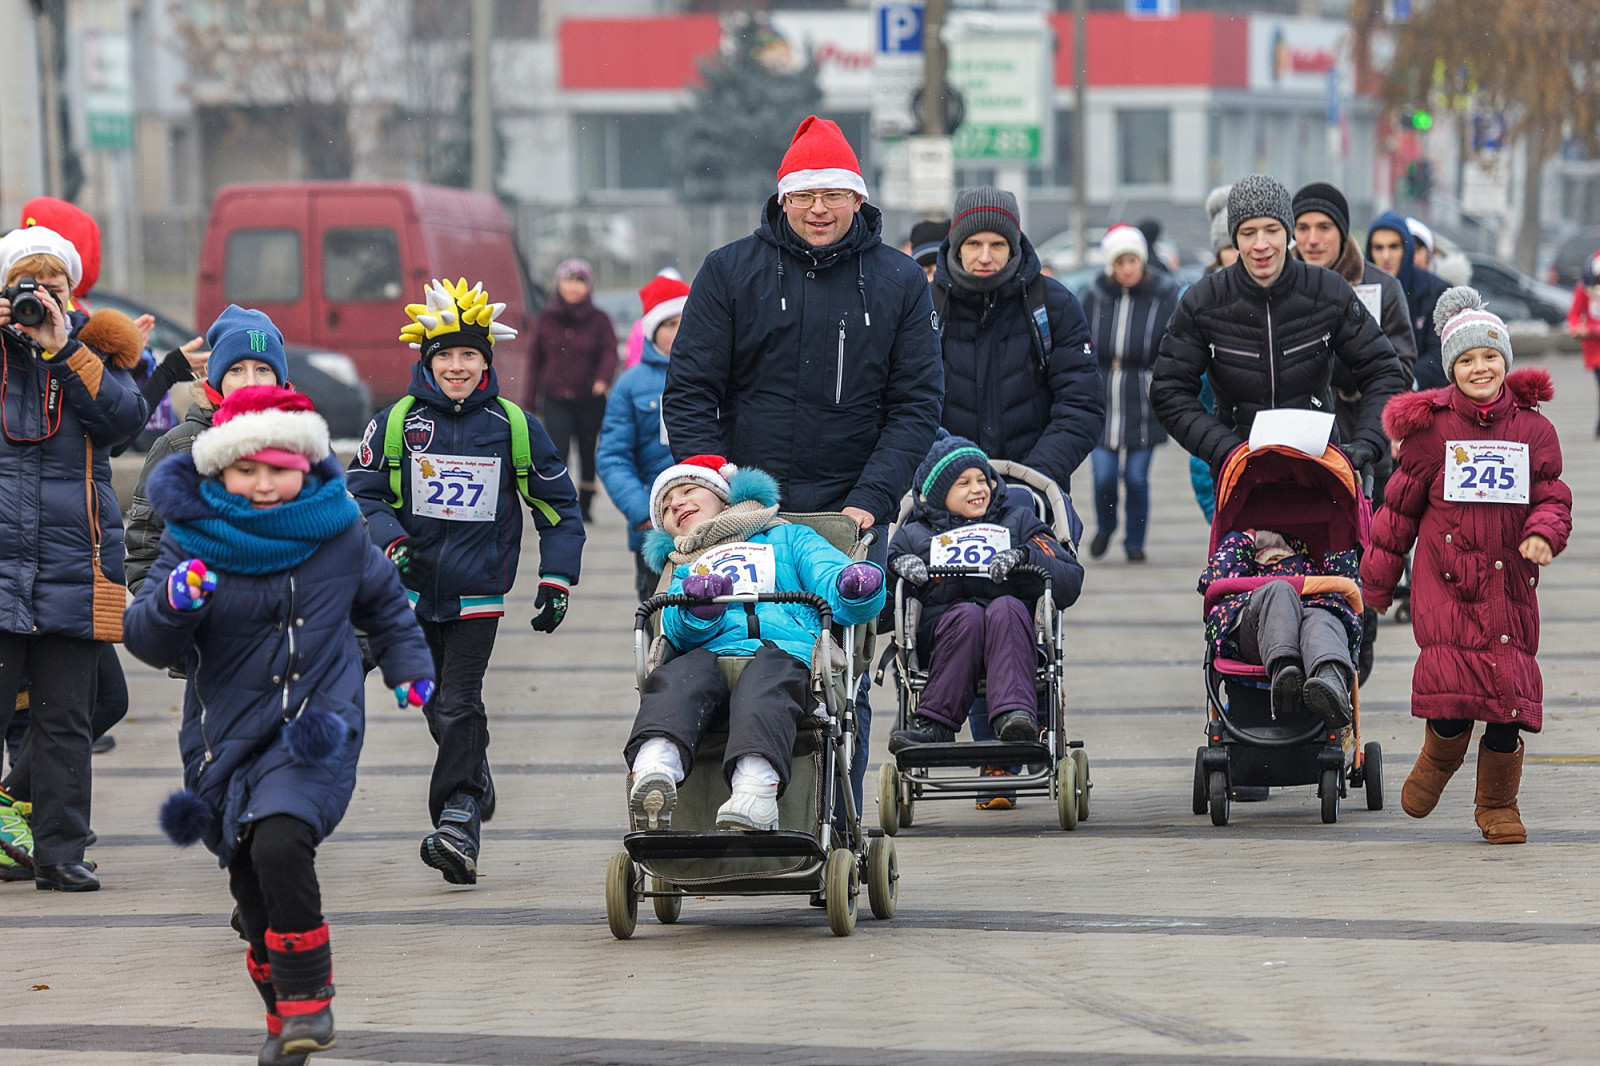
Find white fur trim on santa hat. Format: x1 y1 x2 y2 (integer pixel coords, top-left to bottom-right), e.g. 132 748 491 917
641 295 688 347
777 169 869 201
649 460 736 531
191 408 333 477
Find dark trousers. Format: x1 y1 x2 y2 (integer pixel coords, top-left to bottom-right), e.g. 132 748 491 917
624 645 811 795
1235 581 1352 680
5 643 127 800
228 815 323 959
634 551 662 603
0 634 98 865
419 617 499 824
543 396 606 494
917 598 1036 729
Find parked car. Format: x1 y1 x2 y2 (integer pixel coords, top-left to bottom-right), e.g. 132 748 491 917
196 181 546 404
1546 226 1600 287
1464 255 1571 326
91 291 373 440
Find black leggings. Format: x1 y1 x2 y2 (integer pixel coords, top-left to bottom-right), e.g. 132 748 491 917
228 815 323 958
1432 718 1522 754
542 395 605 492
4 643 128 799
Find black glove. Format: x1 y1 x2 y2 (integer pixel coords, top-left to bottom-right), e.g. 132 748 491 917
889 554 929 587
387 538 435 593
531 577 570 633
1340 440 1377 473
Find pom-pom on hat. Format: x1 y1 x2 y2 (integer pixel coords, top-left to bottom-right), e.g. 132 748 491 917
777 116 868 201
20 198 99 296
650 454 737 531
1434 285 1513 378
639 274 690 347
400 277 516 364
206 304 288 391
191 385 331 477
1101 224 1148 275
1228 174 1294 247
0 225 82 289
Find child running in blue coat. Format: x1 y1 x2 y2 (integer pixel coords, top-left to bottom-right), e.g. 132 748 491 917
125 382 433 1063
597 273 686 600
624 455 885 833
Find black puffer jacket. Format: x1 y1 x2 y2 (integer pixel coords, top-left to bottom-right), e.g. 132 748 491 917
664 198 944 524
1150 257 1407 470
1406 268 1453 391
933 237 1102 490
1078 270 1180 452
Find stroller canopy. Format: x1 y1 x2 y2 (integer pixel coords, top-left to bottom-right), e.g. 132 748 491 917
1209 444 1370 561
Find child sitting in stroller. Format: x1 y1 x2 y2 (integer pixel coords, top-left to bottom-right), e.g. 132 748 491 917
624 455 885 833
1199 529 1361 729
885 436 1082 751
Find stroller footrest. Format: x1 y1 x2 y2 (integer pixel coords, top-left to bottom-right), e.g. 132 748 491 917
895 740 1050 769
623 830 826 864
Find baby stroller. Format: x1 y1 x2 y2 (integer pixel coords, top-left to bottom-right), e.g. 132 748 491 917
1195 442 1383 826
877 460 1087 833
606 514 894 939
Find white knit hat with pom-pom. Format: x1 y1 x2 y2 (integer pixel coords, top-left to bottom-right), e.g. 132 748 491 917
1434 285 1512 378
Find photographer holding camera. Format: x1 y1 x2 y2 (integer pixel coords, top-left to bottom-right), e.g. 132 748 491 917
0 226 146 891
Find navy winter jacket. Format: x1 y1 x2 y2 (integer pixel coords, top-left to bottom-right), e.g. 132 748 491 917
664 198 944 524
597 339 673 552
348 363 585 623
124 457 433 867
1078 270 1180 452
933 237 1104 490
0 313 147 641
1365 210 1453 391
888 488 1083 641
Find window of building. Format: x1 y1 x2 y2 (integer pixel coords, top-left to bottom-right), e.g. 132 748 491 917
323 227 402 302
1118 109 1170 187
577 113 672 192
225 229 301 304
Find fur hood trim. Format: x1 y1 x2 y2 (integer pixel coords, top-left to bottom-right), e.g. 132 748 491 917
76 308 143 370
642 529 676 574
1382 368 1554 440
727 466 780 508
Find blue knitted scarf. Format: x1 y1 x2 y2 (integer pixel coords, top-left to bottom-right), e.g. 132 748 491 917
165 471 360 574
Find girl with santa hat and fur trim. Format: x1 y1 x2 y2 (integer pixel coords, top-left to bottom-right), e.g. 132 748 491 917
124 383 432 1064
1361 287 1572 845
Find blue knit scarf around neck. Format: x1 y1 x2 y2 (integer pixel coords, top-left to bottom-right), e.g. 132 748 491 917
166 473 360 575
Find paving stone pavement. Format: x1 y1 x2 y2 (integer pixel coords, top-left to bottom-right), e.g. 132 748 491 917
8 354 1600 1065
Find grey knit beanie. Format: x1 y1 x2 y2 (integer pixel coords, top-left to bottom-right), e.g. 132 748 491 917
1434 285 1513 378
1227 174 1294 246
950 187 1022 254
1206 185 1233 255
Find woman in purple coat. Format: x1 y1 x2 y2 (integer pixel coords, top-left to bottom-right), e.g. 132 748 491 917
530 258 618 523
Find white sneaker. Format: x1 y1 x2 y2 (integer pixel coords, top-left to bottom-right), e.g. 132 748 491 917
716 788 780 832
628 770 677 832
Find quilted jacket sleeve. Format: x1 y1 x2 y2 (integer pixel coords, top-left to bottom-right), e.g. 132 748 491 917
1521 414 1573 556
1152 290 1244 469
1360 430 1438 610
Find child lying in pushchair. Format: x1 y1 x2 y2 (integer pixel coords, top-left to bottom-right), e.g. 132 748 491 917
624 455 885 833
885 436 1082 751
1199 529 1361 730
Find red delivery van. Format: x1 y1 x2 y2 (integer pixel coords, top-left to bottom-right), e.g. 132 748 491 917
196 182 542 404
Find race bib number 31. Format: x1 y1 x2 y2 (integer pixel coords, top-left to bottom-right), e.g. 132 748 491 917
411 453 501 521
930 523 1012 566
1444 440 1529 504
691 541 777 594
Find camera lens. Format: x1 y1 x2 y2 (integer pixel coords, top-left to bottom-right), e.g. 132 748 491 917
11 293 45 328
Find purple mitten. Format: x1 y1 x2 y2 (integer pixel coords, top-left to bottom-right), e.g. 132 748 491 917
682 572 734 620
838 562 882 600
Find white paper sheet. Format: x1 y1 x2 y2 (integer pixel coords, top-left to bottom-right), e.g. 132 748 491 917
1247 409 1335 458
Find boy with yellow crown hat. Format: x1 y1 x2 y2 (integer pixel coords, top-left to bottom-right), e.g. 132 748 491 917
348 277 585 885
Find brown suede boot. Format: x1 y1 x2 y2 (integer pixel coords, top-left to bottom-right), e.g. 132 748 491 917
1474 740 1527 844
1400 722 1473 818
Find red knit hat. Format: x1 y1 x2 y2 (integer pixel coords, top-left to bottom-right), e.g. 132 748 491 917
639 275 690 347
20 198 100 297
192 385 331 476
777 116 868 201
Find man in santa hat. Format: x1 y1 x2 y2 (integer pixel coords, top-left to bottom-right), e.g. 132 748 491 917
663 114 944 812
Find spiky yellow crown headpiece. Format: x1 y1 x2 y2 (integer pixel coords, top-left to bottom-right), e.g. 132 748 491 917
399 277 517 360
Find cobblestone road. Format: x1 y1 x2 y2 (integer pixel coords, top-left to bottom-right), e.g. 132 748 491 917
8 355 1600 1065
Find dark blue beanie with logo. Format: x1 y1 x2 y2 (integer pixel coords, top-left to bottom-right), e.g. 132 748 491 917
205 304 288 391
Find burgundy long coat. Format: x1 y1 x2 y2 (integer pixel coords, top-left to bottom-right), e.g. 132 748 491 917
1361 369 1572 730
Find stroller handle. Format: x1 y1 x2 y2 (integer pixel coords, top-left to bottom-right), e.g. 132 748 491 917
635 591 835 633
927 562 1050 588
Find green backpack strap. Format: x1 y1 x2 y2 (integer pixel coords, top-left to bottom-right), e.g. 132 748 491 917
383 395 419 509
495 396 562 526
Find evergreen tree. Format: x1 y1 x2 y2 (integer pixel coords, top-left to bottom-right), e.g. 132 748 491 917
671 15 825 203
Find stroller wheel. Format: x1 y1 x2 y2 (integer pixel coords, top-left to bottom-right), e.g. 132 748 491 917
1055 757 1079 831
605 852 638 940
651 877 682 925
1071 749 1091 822
1363 742 1384 811
876 763 900 837
1207 770 1230 826
825 848 858 936
866 836 898 920
1192 749 1208 816
1319 767 1341 824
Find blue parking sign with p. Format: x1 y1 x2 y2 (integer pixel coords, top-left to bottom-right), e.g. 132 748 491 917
877 3 923 54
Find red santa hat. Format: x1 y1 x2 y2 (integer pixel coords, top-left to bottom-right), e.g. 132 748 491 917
777 116 868 201
649 454 737 531
638 274 690 347
191 385 331 477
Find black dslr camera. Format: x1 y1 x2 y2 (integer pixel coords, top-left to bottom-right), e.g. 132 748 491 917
1 277 48 328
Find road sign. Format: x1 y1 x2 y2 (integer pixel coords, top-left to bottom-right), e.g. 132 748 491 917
82 31 132 150
945 15 1048 163
877 3 924 54
872 0 924 138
